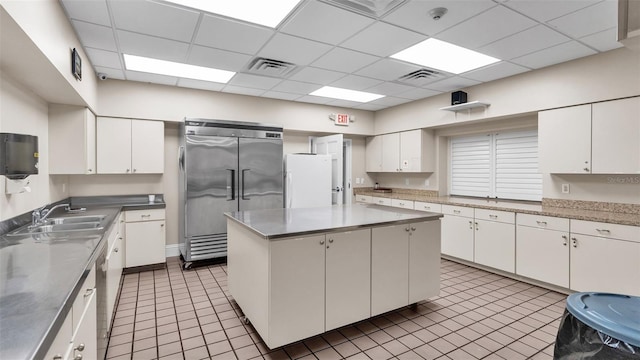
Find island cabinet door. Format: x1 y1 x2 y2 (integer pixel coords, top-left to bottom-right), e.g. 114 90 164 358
325 229 371 331
409 221 441 303
269 234 326 348
371 224 409 316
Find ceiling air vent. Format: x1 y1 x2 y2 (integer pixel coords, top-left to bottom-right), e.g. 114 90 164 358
396 68 446 87
321 0 406 18
247 57 296 77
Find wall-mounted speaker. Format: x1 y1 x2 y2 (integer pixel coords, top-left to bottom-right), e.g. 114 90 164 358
451 91 467 105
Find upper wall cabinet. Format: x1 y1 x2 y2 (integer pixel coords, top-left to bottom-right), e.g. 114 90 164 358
365 129 435 173
49 104 96 175
538 97 640 174
97 117 164 174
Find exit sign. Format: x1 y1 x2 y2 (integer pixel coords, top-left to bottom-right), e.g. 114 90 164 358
335 113 349 126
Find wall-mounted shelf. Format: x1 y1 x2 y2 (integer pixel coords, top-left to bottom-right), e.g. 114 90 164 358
440 101 490 112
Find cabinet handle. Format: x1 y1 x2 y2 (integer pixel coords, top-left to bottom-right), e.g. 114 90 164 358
411 226 416 231
562 235 567 246
468 221 473 229
74 354 83 360
583 167 589 172
319 240 325 245
141 214 151 218
489 214 498 219
572 237 577 248
475 222 479 231
75 343 85 352
424 206 430 210
87 169 92 172
453 210 461 214
114 247 119 253
84 288 94 298
405 227 410 232
536 221 547 226
53 355 63 360
596 228 610 235
126 169 130 173
399 202 404 206
160 223 164 227
328 238 333 243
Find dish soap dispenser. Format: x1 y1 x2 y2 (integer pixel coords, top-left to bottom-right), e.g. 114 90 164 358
374 182 379 190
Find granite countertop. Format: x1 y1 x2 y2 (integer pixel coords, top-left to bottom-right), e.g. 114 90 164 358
225 203 443 239
0 195 165 360
356 191 640 227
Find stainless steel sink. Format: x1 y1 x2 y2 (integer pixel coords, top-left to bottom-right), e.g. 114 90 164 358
41 215 106 225
7 215 107 236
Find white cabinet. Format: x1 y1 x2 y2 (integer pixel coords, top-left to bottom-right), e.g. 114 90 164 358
106 212 124 328
391 198 414 209
355 194 372 203
43 310 73 360
366 129 435 173
440 205 474 261
570 220 640 296
409 221 441 303
125 209 166 267
97 117 164 174
48 104 96 174
516 214 570 287
591 97 640 174
473 209 515 273
414 201 442 213
372 196 392 206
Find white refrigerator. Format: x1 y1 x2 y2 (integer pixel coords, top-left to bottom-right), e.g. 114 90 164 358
285 153 332 208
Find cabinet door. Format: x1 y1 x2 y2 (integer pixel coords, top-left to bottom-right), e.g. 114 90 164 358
538 105 591 173
270 235 325 347
106 235 123 328
409 221 441 303
97 117 132 173
474 220 515 273
85 110 96 174
372 224 408 316
48 105 96 174
70 287 97 360
440 215 474 261
516 226 569 287
325 229 370 331
400 130 423 172
570 234 640 296
43 311 72 360
131 119 164 174
365 136 382 172
381 133 400 172
125 220 166 267
592 97 640 174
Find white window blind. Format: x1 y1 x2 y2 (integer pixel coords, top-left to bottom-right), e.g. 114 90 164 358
450 130 542 201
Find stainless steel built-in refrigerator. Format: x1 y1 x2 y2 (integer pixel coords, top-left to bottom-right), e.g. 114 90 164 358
178 119 283 268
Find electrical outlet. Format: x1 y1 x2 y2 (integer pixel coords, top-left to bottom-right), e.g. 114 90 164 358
62 183 66 193
561 183 570 194
424 179 430 187
405 178 410 185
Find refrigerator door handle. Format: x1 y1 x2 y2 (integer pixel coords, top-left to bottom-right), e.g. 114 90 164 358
241 168 251 200
286 171 293 208
178 146 185 171
226 169 235 201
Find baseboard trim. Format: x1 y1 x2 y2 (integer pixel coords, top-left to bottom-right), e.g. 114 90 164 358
165 244 180 258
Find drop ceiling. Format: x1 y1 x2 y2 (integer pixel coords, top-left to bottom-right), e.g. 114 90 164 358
60 0 621 111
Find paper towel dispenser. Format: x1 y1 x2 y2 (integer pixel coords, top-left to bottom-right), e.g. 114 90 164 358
0 133 39 179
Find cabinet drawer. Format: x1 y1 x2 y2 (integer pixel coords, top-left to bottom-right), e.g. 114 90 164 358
571 220 640 242
441 205 473 218
355 195 372 203
372 197 392 206
474 209 515 224
72 265 96 332
391 199 414 209
517 213 569 232
414 201 442 213
125 209 165 222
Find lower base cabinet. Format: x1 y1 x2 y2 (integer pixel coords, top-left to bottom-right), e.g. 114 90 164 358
125 209 166 267
516 225 569 287
474 210 515 273
441 214 474 261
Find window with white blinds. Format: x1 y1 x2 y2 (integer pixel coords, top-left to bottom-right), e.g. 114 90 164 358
450 130 542 201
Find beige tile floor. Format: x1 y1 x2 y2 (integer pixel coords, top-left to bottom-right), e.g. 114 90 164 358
106 257 565 359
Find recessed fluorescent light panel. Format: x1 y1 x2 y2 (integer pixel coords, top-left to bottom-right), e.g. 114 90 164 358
391 38 500 74
310 86 384 103
163 0 301 28
123 54 235 83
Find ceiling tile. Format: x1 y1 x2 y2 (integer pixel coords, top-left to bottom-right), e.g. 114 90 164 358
355 59 421 81
261 91 302 101
547 1 618 38
110 0 199 42
311 48 379 73
194 15 274 55
366 96 413 107
296 95 334 105
326 99 365 108
462 61 530 82
61 0 111 26
382 0 497 36
330 75 384 91
71 20 117 51
425 76 481 92
222 85 266 97
177 78 226 92
395 87 442 100
289 67 346 84
187 45 252 72
271 80 321 94
125 70 178 86
364 82 415 96
437 5 537 49
480 25 571 60
503 0 600 22
258 33 332 66
579 27 623 52
227 73 282 90
94 66 125 80
117 30 190 62
340 22 426 57
85 47 121 69
511 41 597 69
280 1 374 45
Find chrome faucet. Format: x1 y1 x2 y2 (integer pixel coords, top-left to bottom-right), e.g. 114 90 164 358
31 203 70 226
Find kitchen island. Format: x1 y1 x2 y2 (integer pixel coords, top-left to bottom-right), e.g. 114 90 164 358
225 204 442 349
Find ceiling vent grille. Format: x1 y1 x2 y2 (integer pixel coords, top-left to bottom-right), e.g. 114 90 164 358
396 68 446 86
321 0 406 18
247 57 296 77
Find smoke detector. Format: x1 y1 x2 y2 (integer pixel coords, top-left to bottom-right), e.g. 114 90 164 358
429 7 447 20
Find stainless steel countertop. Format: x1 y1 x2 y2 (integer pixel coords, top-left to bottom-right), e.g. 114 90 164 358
0 196 165 360
225 203 443 239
